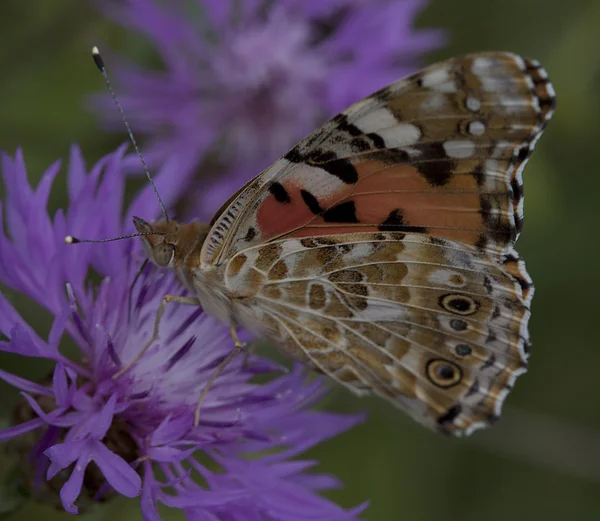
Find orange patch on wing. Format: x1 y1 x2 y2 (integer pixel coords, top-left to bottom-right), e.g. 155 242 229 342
255 161 486 246
255 181 353 239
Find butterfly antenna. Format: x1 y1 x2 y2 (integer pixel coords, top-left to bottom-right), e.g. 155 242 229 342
91 46 169 222
65 232 165 244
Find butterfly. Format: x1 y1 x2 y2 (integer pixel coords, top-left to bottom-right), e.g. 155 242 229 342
115 52 556 436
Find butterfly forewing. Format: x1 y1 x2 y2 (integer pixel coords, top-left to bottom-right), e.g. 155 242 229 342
192 52 554 435
202 52 555 266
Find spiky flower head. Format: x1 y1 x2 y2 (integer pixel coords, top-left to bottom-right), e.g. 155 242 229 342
0 146 364 520
94 0 444 217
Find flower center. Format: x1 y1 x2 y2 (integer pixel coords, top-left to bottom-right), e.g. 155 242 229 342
208 11 328 164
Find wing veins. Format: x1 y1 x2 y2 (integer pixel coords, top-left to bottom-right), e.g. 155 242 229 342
263 298 474 399
255 288 522 361
263 305 390 395
329 279 521 338
260 308 369 395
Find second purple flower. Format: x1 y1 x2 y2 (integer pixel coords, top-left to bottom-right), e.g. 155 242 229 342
94 0 444 218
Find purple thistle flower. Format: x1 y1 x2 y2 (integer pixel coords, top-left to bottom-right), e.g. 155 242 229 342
94 0 444 218
0 146 365 520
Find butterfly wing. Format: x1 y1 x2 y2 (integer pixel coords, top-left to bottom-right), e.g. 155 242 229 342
198 52 554 434
224 232 531 435
201 52 555 267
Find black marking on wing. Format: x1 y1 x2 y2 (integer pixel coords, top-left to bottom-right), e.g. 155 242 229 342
415 143 455 186
465 380 480 398
333 113 363 137
284 146 304 163
320 158 359 184
378 209 427 233
322 201 359 223
516 146 532 162
479 194 517 246
366 132 386 149
269 182 292 203
481 353 497 370
285 143 359 184
300 189 323 215
362 148 412 166
475 233 488 252
483 276 493 295
471 164 485 187
438 404 462 426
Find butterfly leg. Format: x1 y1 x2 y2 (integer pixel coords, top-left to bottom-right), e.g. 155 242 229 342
193 326 246 426
113 294 200 379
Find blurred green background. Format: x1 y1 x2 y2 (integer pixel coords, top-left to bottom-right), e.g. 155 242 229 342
1 1 600 520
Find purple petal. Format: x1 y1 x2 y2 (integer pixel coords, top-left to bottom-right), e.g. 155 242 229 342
45 439 86 478
158 486 247 509
92 441 141 498
59 453 89 514
291 471 343 492
146 446 196 463
0 318 54 360
0 418 45 441
90 393 117 439
0 368 52 396
141 463 163 521
48 309 68 354
52 363 70 406
20 393 68 426
150 414 191 446
269 460 318 479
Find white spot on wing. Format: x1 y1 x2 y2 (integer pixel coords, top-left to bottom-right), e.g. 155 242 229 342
280 164 345 199
359 300 410 323
428 269 467 289
353 107 398 133
344 242 374 262
420 67 450 87
483 160 502 191
443 140 475 159
420 92 447 112
468 121 486 136
497 97 530 113
378 123 421 147
466 97 481 112
545 81 556 99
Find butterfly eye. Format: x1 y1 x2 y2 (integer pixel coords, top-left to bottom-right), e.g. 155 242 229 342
440 294 479 316
426 359 462 388
153 244 175 267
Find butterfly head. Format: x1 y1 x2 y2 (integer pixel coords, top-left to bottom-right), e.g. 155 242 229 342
133 216 209 269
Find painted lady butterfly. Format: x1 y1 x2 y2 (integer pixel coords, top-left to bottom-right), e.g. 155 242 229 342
106 52 557 436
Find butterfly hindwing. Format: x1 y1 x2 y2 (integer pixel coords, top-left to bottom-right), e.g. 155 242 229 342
223 232 530 435
202 52 555 266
